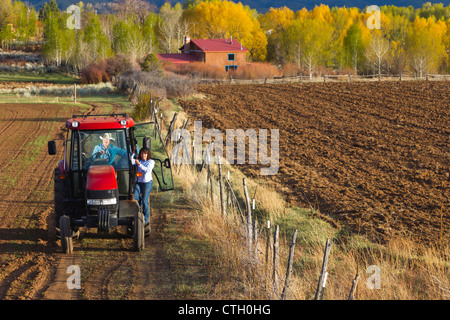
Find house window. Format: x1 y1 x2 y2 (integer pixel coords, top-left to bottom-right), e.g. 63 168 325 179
228 53 235 61
225 65 238 72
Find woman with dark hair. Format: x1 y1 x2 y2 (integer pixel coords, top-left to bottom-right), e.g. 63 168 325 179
133 148 155 228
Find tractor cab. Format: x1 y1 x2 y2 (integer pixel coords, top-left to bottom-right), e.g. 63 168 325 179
48 113 174 253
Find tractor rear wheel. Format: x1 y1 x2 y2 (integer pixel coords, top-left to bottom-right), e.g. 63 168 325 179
60 215 73 254
54 168 64 235
133 211 145 252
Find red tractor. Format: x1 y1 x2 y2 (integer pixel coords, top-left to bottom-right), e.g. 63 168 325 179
48 113 174 253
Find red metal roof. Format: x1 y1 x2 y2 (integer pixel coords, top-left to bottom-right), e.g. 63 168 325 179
157 53 199 64
189 39 248 52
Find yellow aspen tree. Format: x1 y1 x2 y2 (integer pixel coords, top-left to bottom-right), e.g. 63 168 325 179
406 16 447 76
258 6 294 32
185 0 267 61
309 4 334 25
294 8 308 21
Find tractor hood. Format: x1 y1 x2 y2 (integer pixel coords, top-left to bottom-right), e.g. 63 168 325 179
85 165 119 218
86 165 118 191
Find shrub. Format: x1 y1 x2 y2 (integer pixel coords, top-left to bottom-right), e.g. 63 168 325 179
78 82 115 95
140 53 163 76
116 69 197 99
162 61 281 80
80 60 110 84
105 54 134 79
131 92 156 122
81 55 139 85
230 62 281 79
163 62 228 80
280 63 303 77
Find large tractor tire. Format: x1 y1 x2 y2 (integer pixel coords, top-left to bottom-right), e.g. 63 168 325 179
60 215 73 254
133 211 145 252
54 168 64 231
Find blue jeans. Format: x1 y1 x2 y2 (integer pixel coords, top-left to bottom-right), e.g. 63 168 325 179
134 181 153 223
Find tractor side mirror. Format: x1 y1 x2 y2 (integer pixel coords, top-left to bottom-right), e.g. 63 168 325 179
163 158 171 169
143 137 151 150
48 140 57 155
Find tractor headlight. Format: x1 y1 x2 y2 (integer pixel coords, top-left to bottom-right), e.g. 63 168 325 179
72 120 79 128
87 198 117 206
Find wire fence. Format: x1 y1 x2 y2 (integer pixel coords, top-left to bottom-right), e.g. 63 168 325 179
166 132 352 300
198 73 450 85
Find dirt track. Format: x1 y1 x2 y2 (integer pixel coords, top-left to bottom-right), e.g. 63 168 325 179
0 103 70 299
180 81 449 245
0 102 210 300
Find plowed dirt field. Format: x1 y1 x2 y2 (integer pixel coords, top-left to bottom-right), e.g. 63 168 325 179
180 81 449 245
0 103 80 299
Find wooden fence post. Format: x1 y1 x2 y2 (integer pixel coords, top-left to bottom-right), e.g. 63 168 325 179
218 156 225 216
253 219 258 255
209 162 213 205
265 220 271 266
73 83 77 103
272 225 280 292
206 148 213 205
226 173 230 215
281 229 298 300
206 159 210 200
164 113 177 147
179 137 191 174
225 179 244 223
314 238 333 300
243 178 252 251
348 274 359 300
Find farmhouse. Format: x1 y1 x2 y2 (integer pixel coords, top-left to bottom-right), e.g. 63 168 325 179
157 37 248 72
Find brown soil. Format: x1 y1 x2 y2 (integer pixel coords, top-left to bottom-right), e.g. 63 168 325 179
0 103 77 299
179 81 449 246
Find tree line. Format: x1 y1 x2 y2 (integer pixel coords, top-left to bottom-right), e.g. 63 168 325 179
0 0 449 77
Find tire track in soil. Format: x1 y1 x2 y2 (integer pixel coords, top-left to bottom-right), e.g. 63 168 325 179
80 253 131 300
74 207 176 300
0 105 45 173
127 208 176 300
42 254 81 300
0 255 54 300
0 103 84 300
38 102 176 300
0 259 34 299
0 108 18 142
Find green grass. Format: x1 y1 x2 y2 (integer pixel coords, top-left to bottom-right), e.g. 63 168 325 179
0 71 79 84
77 94 131 108
275 206 337 247
0 92 131 113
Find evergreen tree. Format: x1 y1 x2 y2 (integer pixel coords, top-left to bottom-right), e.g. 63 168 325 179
39 0 59 21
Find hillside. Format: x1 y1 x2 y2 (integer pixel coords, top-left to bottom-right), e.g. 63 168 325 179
28 0 431 12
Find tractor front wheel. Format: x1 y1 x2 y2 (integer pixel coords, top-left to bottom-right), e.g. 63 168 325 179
133 211 145 252
60 215 73 254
